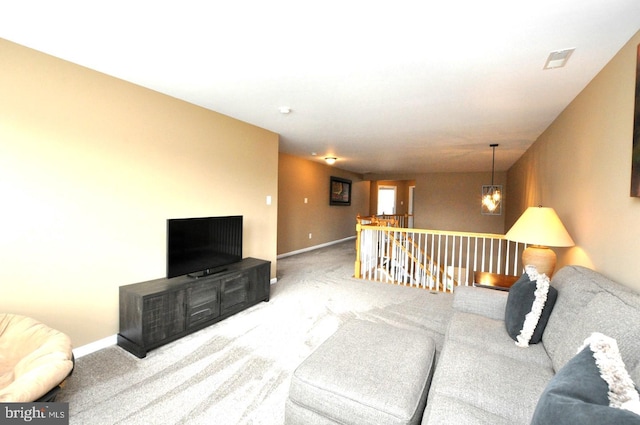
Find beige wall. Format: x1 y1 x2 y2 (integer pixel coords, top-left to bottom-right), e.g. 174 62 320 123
508 30 640 290
0 39 279 347
277 153 370 255
365 171 507 234
412 172 507 234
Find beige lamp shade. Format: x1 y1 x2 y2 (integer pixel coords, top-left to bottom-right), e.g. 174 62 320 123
505 206 574 277
505 206 574 247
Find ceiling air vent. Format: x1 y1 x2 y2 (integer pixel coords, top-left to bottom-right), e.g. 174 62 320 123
543 48 575 70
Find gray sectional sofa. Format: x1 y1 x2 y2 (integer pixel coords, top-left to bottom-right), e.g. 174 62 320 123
286 265 640 424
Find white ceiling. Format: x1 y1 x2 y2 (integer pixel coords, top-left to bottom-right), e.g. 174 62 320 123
1 1 639 175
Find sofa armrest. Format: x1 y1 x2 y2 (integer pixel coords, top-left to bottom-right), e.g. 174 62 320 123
452 285 508 321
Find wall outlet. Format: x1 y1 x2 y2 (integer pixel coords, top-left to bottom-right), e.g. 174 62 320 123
308 233 312 239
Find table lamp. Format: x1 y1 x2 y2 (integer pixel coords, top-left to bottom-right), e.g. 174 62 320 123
505 206 575 277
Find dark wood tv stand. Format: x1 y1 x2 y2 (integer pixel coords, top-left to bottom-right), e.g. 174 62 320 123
117 257 271 358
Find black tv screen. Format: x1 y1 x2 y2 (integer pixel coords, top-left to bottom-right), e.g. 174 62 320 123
167 216 243 278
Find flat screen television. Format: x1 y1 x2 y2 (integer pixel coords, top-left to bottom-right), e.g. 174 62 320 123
167 215 243 278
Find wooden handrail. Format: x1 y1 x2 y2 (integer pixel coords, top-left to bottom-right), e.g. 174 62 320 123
357 213 413 228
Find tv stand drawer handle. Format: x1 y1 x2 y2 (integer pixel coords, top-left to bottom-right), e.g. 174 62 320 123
191 308 212 317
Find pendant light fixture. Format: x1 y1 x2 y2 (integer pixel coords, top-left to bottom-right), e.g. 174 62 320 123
481 144 502 215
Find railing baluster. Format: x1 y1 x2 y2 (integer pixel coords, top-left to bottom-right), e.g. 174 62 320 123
385 230 391 282
448 235 453 289
460 236 465 285
513 241 522 275
505 240 511 276
473 237 478 275
489 238 494 273
497 239 502 274
430 234 435 289
484 238 487 271
437 234 442 290
465 236 471 285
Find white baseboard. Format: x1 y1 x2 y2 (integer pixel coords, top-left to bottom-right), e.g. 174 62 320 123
73 334 117 358
277 236 355 259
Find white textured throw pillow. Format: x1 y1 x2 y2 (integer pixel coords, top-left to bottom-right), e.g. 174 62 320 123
580 333 640 415
515 265 551 347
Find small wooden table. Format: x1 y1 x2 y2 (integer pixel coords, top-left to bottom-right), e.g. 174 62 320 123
473 271 520 291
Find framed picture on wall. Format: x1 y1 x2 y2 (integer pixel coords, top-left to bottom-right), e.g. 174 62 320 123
330 176 352 206
631 43 640 197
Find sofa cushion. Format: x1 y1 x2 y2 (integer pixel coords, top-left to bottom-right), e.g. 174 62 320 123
543 266 640 375
424 336 554 424
422 393 516 425
453 285 508 321
505 266 557 346
550 292 640 377
447 311 552 368
540 267 640 381
531 333 640 424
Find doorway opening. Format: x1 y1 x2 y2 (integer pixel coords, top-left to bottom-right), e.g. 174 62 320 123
377 186 397 215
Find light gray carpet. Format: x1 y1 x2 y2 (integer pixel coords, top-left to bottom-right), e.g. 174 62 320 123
59 241 453 424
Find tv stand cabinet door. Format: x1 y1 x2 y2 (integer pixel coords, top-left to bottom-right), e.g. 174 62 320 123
221 272 250 314
186 280 221 329
142 290 186 346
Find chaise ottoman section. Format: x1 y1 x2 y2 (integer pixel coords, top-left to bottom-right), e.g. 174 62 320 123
285 319 436 425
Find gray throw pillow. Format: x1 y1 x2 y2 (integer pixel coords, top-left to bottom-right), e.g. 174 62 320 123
504 268 557 345
531 341 640 424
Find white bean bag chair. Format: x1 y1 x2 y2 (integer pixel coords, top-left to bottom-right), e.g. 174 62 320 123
0 314 74 402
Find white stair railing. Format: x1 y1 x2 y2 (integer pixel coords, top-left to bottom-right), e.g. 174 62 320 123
354 224 526 292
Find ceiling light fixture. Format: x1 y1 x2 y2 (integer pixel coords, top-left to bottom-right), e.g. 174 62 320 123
324 157 337 165
279 106 291 114
481 144 502 215
543 48 575 70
